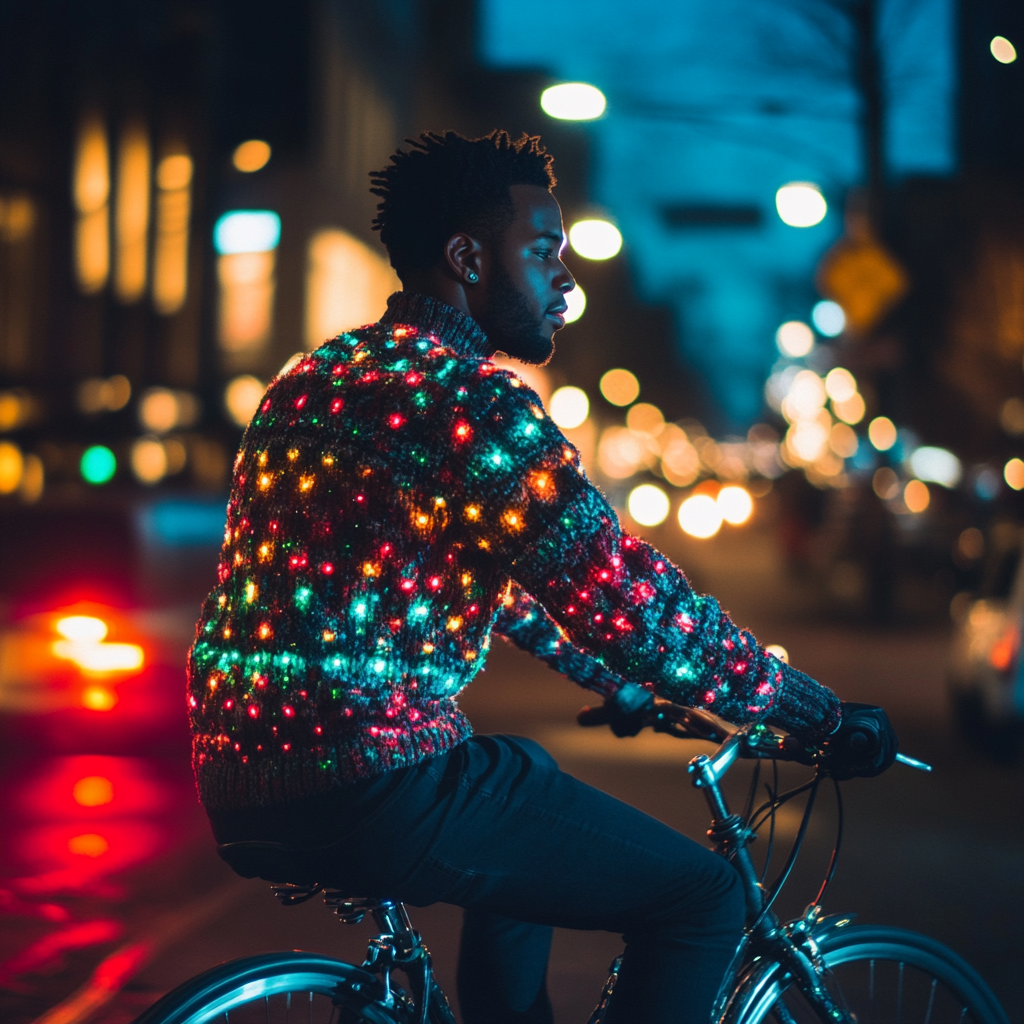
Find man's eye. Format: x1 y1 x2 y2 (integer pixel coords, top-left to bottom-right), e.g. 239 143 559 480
535 250 553 260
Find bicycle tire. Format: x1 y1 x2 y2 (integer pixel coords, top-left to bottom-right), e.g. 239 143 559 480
131 951 414 1024
761 925 1009 1024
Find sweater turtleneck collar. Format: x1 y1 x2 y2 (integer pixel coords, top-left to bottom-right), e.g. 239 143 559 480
379 292 494 359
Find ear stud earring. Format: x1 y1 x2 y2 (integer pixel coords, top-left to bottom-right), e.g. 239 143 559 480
467 272 479 283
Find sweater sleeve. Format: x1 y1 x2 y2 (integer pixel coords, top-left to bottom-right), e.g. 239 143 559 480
458 365 841 742
493 583 626 700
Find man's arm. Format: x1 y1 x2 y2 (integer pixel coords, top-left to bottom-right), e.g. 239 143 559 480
459 364 841 742
493 583 625 700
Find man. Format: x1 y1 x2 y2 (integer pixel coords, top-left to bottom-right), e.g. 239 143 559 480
189 130 897 1024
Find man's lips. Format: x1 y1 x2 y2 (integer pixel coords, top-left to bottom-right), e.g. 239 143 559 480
547 304 568 326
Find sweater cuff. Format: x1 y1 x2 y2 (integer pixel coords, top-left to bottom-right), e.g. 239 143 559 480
767 665 842 743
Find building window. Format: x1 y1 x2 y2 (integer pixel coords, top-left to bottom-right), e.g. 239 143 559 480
305 229 398 349
73 114 110 294
152 153 192 315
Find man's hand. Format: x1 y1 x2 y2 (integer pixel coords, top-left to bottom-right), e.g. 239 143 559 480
577 682 655 737
820 702 899 779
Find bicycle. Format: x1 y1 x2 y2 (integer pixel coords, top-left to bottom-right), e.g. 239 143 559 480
133 699 1010 1024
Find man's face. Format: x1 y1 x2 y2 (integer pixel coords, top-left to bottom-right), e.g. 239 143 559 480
475 184 575 366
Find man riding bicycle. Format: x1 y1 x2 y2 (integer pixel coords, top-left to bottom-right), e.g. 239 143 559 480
188 130 897 1024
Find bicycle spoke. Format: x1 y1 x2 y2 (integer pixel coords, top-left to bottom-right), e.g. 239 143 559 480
868 958 875 1024
922 977 937 1024
897 960 903 1024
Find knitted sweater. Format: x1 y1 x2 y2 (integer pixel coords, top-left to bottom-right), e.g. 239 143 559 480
187 292 841 809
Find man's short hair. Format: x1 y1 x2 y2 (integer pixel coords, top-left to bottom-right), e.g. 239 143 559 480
370 130 556 281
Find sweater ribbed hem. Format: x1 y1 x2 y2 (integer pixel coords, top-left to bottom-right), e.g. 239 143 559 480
768 666 842 743
195 708 474 810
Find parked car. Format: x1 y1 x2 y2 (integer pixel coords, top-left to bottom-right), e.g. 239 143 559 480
948 523 1024 759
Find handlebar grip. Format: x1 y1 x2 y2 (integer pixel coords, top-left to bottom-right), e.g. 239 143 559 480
577 704 612 727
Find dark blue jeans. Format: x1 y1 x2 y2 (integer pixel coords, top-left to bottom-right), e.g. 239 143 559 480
210 735 746 1024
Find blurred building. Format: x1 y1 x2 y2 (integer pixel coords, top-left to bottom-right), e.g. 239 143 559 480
479 0 956 427
0 0 432 598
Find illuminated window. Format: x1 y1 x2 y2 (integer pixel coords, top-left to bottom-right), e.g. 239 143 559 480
114 124 150 303
305 229 399 349
214 210 281 355
152 153 192 315
0 194 36 373
73 114 110 294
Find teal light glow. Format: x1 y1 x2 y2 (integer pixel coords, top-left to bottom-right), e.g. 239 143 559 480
81 445 117 484
213 210 281 255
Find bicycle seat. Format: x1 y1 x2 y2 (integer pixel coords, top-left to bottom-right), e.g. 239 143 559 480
217 839 329 886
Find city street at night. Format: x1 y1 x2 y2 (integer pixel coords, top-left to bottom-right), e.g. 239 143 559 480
2 0 1024 1021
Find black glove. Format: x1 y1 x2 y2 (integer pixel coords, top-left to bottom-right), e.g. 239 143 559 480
577 682 655 737
820 702 898 779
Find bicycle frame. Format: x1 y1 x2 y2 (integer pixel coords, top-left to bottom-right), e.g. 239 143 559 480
691 730 852 1024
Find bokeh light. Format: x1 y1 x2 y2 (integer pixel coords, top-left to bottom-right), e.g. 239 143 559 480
568 219 622 260
68 832 109 857
131 436 168 484
717 485 753 525
991 36 1017 64
764 644 789 663
56 616 108 643
872 466 901 500
213 210 281 255
812 300 846 336
824 367 857 403
0 440 23 493
999 397 1024 435
600 368 640 406
661 435 700 486
77 374 131 414
598 427 649 479
540 82 607 120
73 776 114 807
782 370 826 421
81 686 118 711
832 391 866 424
627 484 670 526
138 387 200 434
828 422 859 459
908 446 962 488
904 479 930 513
563 285 586 323
776 320 814 358
867 416 897 451
224 375 266 428
1004 457 1024 490
775 182 827 227
232 139 272 172
625 402 664 434
678 493 723 538
549 386 589 429
80 445 116 484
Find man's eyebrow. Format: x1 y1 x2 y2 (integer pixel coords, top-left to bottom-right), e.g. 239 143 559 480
532 231 565 243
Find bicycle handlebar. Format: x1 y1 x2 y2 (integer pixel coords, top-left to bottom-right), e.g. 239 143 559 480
576 697 932 773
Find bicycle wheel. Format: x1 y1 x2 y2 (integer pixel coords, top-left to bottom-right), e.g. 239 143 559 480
131 951 414 1024
768 925 1009 1024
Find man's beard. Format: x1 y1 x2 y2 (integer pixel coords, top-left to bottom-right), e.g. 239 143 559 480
479 260 555 366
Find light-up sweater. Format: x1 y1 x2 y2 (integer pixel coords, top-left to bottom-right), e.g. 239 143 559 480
188 292 841 809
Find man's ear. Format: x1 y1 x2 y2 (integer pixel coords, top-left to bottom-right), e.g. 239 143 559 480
444 232 484 286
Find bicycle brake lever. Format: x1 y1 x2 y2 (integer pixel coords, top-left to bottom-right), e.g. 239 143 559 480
895 753 932 771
